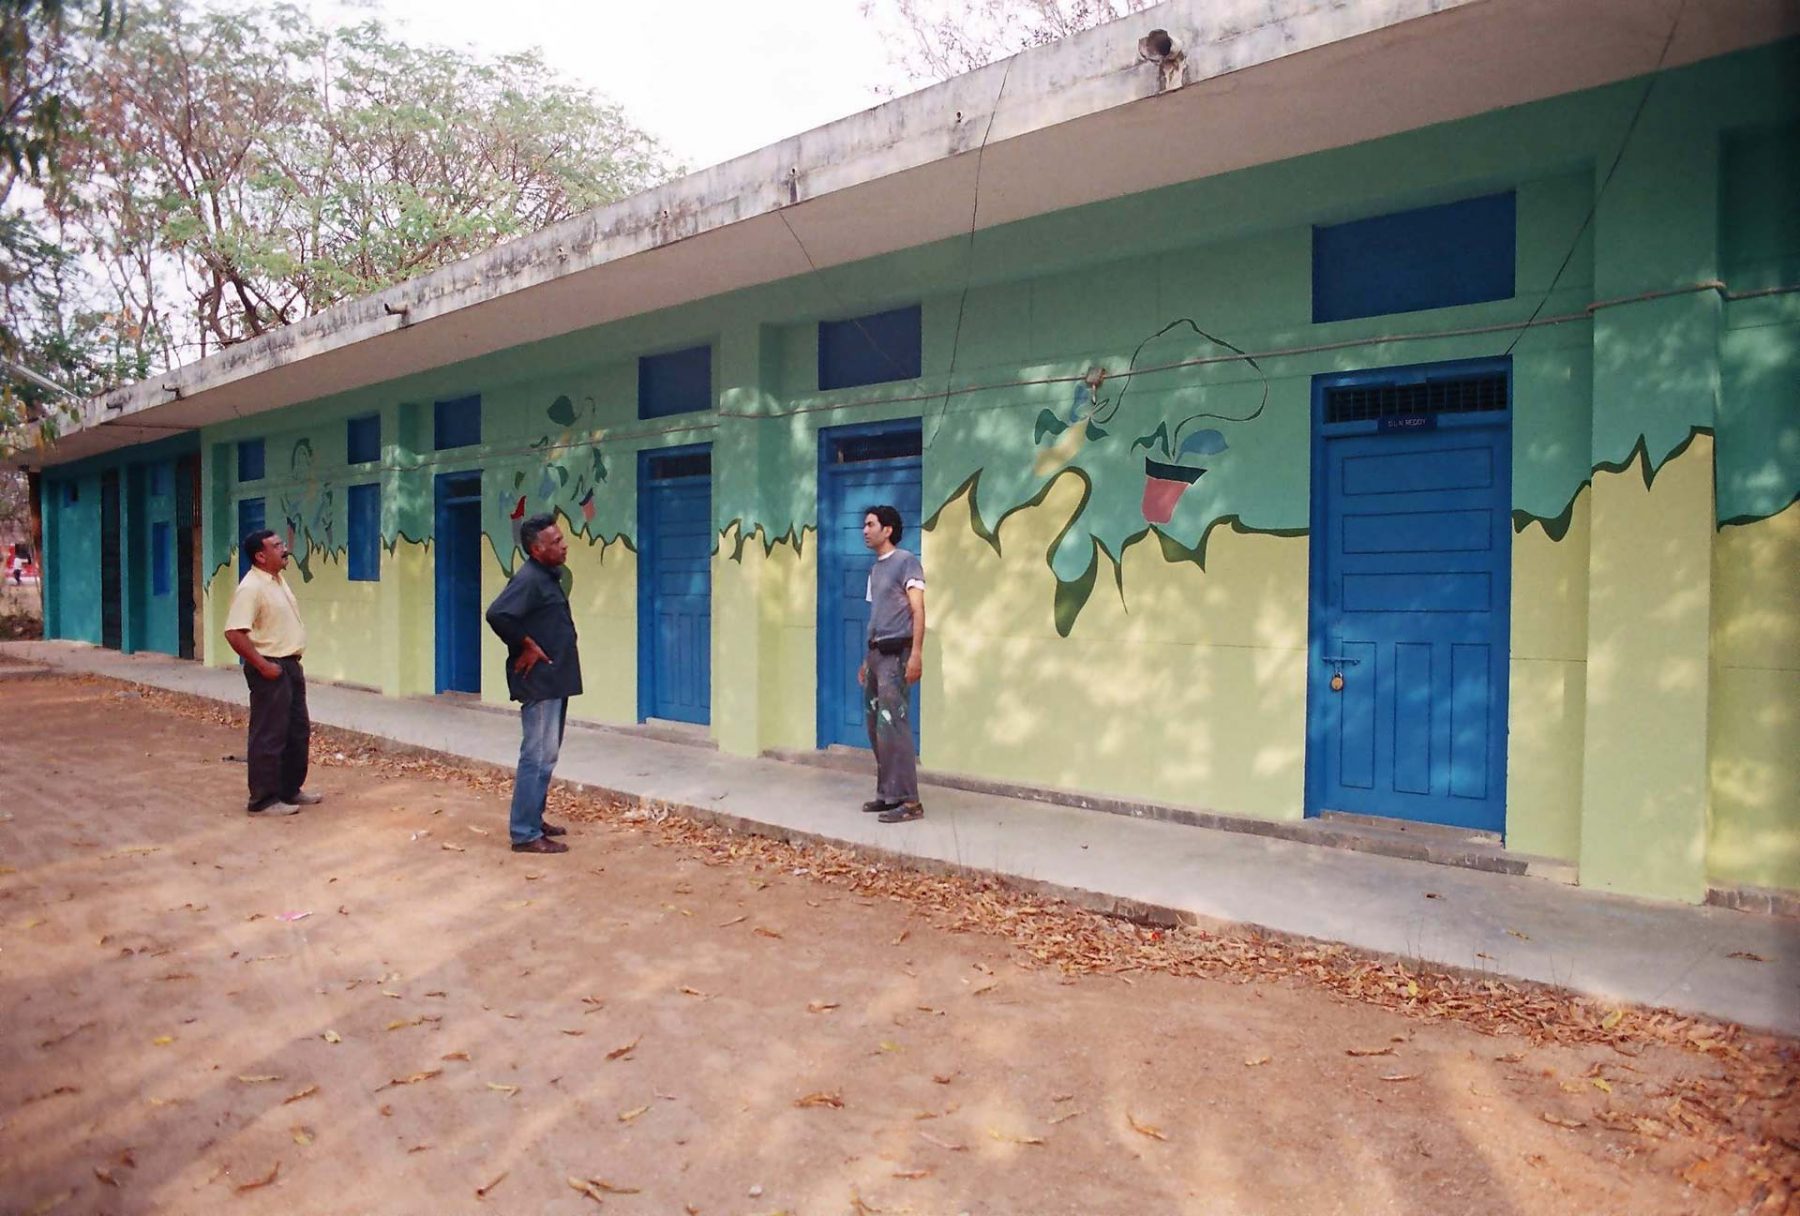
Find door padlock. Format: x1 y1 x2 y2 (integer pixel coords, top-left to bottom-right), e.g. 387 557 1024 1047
1330 671 1345 692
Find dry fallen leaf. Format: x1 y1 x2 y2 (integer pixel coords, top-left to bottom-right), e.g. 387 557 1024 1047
606 1036 641 1061
1379 1073 1419 1082
283 1085 318 1105
561 1029 585 1037
807 1001 840 1014
1047 1109 1082 1126
581 996 606 1014
679 986 707 998
442 1051 470 1062
1726 951 1766 963
618 1105 650 1123
931 1072 956 1085
753 926 783 939
485 1083 520 1098
475 1171 508 1199
795 1091 845 1109
440 843 466 852
233 1161 281 1193
290 1126 314 1146
1244 1055 1271 1067
1599 1008 1624 1031
237 1074 282 1085
1127 1113 1168 1141
321 1030 342 1044
151 1035 174 1046
1346 1046 1395 1058
568 1177 607 1205
587 1178 641 1195
919 1131 966 1152
375 1069 442 1092
718 914 747 927
892 1168 932 1180
27 1191 74 1215
988 1128 1045 1146
1541 1113 1586 1129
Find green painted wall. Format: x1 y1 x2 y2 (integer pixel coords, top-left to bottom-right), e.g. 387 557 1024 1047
158 40 1798 901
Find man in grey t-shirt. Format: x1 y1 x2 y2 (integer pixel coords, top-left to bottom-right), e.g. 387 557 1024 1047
858 504 925 823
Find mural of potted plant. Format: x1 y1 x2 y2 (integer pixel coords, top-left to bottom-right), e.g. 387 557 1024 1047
1032 367 1113 476
1132 419 1228 524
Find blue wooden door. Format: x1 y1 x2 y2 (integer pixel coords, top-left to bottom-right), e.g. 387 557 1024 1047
818 422 923 751
434 472 483 694
638 448 712 725
1308 369 1510 833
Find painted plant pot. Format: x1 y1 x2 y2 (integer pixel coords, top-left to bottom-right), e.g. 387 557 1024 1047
1141 457 1205 524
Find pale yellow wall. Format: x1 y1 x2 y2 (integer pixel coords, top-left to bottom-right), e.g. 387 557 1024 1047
1579 437 1715 902
282 550 384 688
1708 501 1800 892
566 532 637 726
924 474 1309 819
713 525 816 756
385 541 435 698
1506 490 1591 861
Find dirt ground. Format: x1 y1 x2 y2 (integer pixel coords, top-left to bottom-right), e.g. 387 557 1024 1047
1 675 1795 1216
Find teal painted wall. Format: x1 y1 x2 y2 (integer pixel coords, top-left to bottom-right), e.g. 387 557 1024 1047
41 438 196 655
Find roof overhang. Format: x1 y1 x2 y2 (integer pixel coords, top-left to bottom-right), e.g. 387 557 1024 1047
18 0 1797 468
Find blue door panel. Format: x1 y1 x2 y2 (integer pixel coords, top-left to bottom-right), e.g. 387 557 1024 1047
434 473 482 695
818 423 923 751
1308 377 1510 834
639 452 711 725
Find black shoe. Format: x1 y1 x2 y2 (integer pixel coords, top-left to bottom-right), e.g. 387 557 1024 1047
862 799 898 814
511 836 569 854
541 822 567 837
877 802 923 823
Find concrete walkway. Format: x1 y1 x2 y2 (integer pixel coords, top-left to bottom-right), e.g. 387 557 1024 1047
7 640 1796 1036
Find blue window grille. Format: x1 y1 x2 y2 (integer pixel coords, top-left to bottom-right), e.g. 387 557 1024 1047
818 304 922 391
638 345 714 419
347 483 381 582
151 522 172 596
1313 192 1515 323
434 396 481 450
237 439 266 482
347 413 381 465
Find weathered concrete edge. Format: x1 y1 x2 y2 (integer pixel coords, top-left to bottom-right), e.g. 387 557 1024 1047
60 0 1478 436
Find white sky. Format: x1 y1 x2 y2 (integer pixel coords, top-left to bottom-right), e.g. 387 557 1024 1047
312 0 922 171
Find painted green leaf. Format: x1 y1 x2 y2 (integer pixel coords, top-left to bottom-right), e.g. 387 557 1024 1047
1084 420 1108 442
1131 422 1172 458
1034 409 1068 444
547 395 576 427
512 470 524 489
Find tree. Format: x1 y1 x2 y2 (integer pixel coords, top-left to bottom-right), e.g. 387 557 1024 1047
53 0 680 363
1 0 124 457
865 0 1154 82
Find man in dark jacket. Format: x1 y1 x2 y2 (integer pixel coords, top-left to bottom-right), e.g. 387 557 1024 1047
484 514 583 854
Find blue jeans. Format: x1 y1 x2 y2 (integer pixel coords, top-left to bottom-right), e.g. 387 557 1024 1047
509 698 567 844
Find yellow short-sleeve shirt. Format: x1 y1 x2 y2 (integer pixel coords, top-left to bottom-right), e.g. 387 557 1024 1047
224 566 307 658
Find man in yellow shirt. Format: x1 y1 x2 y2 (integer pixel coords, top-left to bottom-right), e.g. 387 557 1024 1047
223 530 320 816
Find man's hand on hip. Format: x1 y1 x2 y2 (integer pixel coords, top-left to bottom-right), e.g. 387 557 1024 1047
513 638 551 675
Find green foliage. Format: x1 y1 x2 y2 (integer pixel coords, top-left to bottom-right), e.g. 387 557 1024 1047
3 0 679 454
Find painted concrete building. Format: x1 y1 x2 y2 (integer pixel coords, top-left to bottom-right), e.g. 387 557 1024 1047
18 0 1798 909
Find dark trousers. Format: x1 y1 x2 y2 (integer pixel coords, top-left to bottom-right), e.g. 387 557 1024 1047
864 644 919 803
244 656 310 809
